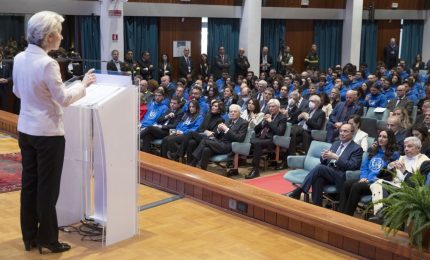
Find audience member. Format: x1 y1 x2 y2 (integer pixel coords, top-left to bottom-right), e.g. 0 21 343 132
348 114 368 152
179 47 193 78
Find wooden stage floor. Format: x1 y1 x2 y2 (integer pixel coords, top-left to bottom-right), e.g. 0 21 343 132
0 185 361 259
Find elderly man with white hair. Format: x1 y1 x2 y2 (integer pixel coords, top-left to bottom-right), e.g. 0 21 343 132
246 99 288 179
370 136 430 217
188 104 249 172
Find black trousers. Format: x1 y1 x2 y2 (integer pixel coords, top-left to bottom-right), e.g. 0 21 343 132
250 137 274 171
289 125 312 155
192 138 231 170
18 132 65 244
338 179 371 216
310 165 346 206
160 134 187 158
140 126 169 152
184 132 205 159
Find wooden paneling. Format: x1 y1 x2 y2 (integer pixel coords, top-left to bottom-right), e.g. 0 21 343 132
129 0 240 5
159 17 201 80
377 20 401 63
363 0 426 10
285 20 314 73
264 0 346 8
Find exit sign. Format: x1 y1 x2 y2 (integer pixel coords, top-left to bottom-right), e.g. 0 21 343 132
108 10 122 16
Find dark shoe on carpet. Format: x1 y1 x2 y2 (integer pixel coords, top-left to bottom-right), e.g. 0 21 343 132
287 187 302 200
245 169 260 179
226 169 239 177
24 239 37 251
167 151 179 161
187 158 197 167
38 241 71 254
275 161 288 171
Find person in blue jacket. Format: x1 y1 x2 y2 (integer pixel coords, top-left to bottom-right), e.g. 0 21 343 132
182 85 209 116
160 99 203 159
363 84 387 108
338 129 400 216
141 89 168 129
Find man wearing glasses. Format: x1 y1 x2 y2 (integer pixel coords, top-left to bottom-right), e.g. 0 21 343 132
386 84 413 115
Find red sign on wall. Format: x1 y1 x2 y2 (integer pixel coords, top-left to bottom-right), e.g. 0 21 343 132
108 10 122 16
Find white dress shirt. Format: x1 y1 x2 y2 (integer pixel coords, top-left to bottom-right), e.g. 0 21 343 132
13 44 86 136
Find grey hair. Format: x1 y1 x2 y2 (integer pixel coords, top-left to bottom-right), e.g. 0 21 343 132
404 136 422 150
310 94 321 105
229 104 241 112
267 98 280 108
27 11 64 47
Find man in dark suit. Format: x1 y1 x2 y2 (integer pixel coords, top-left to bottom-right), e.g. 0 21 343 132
234 48 250 78
288 124 363 205
259 87 274 114
246 99 288 179
386 84 413 115
106 49 126 73
137 51 154 80
179 47 193 78
326 90 362 142
386 116 407 154
260 46 273 76
213 46 231 80
289 95 326 155
0 52 11 110
384 38 399 69
188 104 248 171
140 97 184 152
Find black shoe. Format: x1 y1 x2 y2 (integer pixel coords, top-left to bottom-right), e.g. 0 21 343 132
245 169 260 179
167 151 179 161
23 239 37 251
38 241 71 254
187 158 197 167
368 215 383 225
275 161 288 171
226 169 239 177
287 187 303 200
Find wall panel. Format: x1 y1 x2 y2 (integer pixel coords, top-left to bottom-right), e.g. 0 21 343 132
129 0 240 5
363 0 426 10
159 17 201 80
285 20 314 73
264 0 346 8
377 20 401 63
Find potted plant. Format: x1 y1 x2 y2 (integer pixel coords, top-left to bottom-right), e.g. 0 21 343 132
374 173 430 252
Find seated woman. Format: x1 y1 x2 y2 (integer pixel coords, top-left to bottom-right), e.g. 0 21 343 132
240 98 264 130
160 100 203 159
411 123 430 157
392 107 412 130
181 100 225 162
348 114 369 152
339 129 399 216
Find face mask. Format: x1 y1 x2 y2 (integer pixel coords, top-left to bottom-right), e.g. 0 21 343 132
308 102 315 110
288 98 295 106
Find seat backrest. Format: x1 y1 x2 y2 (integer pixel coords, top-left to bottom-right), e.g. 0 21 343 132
366 107 388 121
411 105 418 124
367 137 375 151
284 122 292 137
243 128 254 143
303 141 331 171
361 117 378 138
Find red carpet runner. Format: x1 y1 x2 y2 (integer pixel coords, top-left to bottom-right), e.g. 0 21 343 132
244 172 295 194
0 153 22 193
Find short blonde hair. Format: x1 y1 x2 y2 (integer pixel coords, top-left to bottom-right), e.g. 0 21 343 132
27 11 64 47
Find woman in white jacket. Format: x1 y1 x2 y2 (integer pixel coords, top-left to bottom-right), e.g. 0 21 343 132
348 114 369 152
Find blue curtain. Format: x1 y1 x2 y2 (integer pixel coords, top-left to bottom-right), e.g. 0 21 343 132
360 20 378 73
0 15 25 46
76 16 101 70
261 19 286 73
401 20 424 68
314 20 343 71
124 16 158 79
207 18 240 77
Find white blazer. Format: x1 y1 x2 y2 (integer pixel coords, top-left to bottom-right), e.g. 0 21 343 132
354 129 368 152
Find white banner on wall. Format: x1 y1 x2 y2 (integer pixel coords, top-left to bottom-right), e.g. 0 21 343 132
173 41 191 57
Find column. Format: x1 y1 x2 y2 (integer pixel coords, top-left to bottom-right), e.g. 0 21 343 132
239 0 262 74
422 10 430 63
100 0 125 72
341 0 363 66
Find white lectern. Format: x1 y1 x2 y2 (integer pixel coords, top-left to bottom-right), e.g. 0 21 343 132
57 74 139 246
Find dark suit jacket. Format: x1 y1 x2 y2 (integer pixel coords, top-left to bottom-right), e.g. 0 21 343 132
260 54 273 74
213 54 231 79
299 108 325 131
216 117 249 143
287 105 300 124
320 140 363 172
386 96 413 115
329 101 363 124
157 109 184 130
254 112 288 140
298 98 310 113
179 56 193 78
234 55 250 77
137 58 154 79
158 62 173 78
106 60 126 72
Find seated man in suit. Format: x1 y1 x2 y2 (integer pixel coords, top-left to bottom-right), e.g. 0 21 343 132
386 116 407 154
289 95 326 156
187 104 248 171
106 49 126 73
289 124 363 204
386 84 413 115
245 99 288 179
326 90 362 142
140 97 184 153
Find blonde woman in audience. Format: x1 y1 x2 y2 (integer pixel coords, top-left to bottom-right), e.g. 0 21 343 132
241 98 264 129
392 107 412 129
